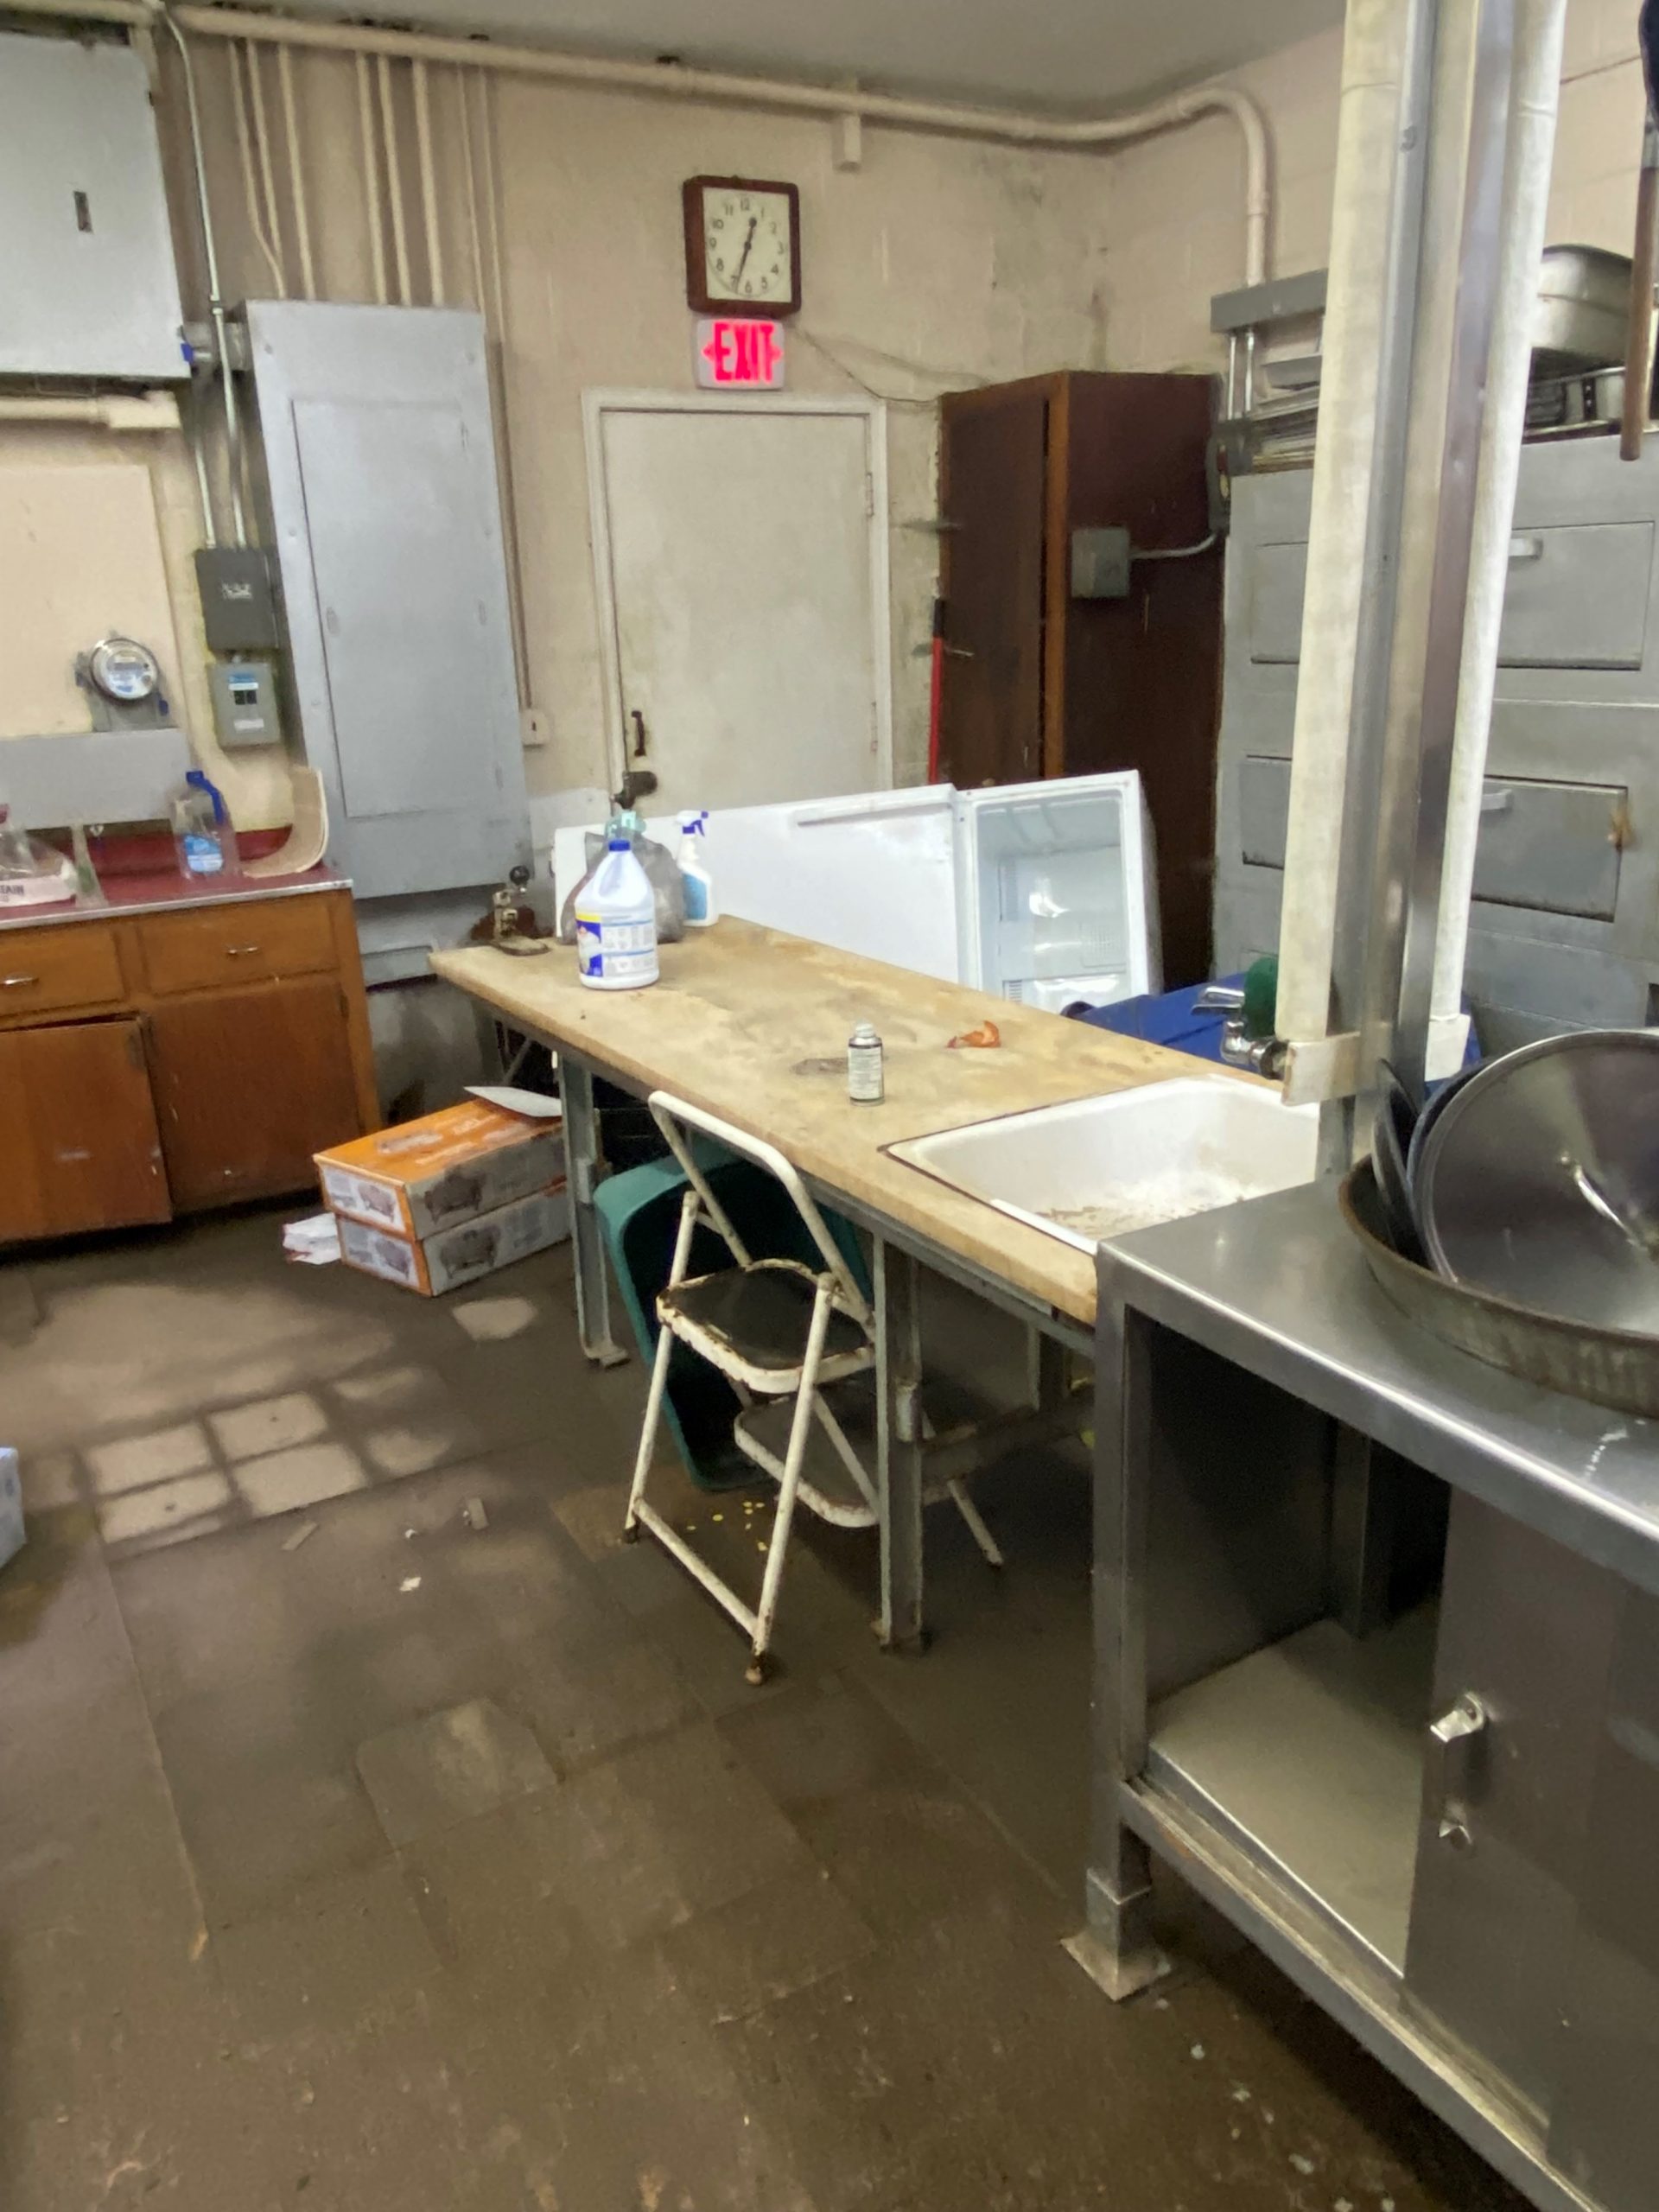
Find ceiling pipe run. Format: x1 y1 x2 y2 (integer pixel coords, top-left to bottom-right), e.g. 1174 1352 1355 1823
6 0 1273 284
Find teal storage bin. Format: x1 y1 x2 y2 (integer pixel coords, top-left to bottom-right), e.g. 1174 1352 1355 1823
594 1138 868 1491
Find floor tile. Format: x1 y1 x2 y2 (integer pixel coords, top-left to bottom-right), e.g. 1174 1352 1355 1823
235 1440 371 1517
210 1859 442 2040
355 1696 557 1848
86 1419 214 1496
98 1469 234 1547
210 1389 331 1461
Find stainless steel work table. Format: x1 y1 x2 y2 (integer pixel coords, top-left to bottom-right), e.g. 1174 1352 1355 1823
1082 1176 1659 2212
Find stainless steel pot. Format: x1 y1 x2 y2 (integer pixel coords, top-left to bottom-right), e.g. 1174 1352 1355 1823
1534 245 1634 374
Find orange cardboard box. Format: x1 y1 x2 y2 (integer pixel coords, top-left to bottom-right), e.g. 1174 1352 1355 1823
336 1185 570 1297
315 1099 564 1240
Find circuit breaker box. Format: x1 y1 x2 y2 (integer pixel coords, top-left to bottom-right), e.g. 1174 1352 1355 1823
0 31 185 380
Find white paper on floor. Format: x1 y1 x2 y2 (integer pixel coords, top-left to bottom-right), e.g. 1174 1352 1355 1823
283 1213 341 1266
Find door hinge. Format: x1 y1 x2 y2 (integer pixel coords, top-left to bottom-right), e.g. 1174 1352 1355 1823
864 471 875 520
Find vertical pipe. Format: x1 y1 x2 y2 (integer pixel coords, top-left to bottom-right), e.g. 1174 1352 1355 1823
412 56 445 305
357 52 388 306
229 40 286 296
247 40 286 297
1428 0 1570 1034
458 62 486 310
276 43 316 299
377 54 413 304
158 13 247 546
475 69 531 708
1274 0 1415 1058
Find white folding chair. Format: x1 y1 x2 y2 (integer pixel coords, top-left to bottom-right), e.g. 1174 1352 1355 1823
622 1091 998 1682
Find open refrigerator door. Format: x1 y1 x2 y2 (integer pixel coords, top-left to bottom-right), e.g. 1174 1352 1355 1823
953 772 1161 1012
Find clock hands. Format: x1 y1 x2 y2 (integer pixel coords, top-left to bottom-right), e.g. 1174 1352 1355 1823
731 215 759 287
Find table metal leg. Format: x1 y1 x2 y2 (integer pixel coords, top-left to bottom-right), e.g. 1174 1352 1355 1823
1068 1298 1169 1999
874 1236 927 1652
560 1059 627 1369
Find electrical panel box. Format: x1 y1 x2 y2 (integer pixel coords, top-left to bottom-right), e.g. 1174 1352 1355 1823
247 302 530 899
0 31 185 380
195 546 282 652
1071 526 1132 600
208 659 283 749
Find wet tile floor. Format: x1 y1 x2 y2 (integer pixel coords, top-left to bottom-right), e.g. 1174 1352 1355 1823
0 1205 1528 2211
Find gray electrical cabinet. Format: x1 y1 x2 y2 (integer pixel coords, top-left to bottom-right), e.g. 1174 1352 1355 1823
246 302 529 903
1214 436 1659 1050
0 30 185 380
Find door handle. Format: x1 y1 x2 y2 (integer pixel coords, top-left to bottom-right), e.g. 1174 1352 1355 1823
1508 534 1544 562
629 709 649 760
1427 1692 1489 1851
1 974 40 989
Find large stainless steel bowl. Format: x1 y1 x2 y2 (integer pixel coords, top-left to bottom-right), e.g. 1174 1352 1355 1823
1414 1029 1659 1333
1534 245 1634 374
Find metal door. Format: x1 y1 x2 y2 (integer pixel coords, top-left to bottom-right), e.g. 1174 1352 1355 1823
1403 1494 1622 2118
587 396 890 814
938 391 1047 787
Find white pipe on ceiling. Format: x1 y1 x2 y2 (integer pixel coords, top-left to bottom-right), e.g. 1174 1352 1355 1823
9 0 1273 284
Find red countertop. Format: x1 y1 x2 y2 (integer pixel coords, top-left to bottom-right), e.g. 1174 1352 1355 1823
0 862 351 934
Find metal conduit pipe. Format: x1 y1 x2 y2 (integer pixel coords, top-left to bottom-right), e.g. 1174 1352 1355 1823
7 0 1273 285
151 6 247 545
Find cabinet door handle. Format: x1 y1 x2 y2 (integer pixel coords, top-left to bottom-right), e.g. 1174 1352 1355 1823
1 974 39 989
224 943 262 957
1427 1693 1489 1851
1509 533 1545 562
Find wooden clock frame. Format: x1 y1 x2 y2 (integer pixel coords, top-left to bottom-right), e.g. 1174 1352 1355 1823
681 175 803 318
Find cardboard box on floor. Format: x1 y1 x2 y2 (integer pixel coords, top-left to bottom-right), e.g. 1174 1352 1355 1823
316 1100 569 1297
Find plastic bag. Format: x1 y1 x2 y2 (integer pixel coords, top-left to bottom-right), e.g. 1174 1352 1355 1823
558 830 685 944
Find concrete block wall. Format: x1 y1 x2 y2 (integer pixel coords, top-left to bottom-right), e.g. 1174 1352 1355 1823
1102 0 1652 374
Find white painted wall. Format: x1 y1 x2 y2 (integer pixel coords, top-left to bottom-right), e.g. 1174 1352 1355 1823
1101 0 1651 372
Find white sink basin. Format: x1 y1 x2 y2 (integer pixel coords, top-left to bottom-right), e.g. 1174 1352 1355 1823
888 1077 1319 1254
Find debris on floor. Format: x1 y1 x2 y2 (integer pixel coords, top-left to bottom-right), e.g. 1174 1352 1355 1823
463 1495 489 1530
280 1518 319 1554
282 1212 341 1266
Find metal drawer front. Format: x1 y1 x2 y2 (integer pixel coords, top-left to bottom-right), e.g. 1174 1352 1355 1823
1497 520 1652 670
1246 541 1309 664
1471 776 1624 920
1239 756 1624 923
1242 518 1654 672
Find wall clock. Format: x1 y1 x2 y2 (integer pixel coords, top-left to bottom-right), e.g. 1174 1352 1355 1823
682 175 802 317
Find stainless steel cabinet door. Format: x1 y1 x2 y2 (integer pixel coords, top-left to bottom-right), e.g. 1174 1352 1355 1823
1548 1586 1659 2212
1403 1495 1621 2119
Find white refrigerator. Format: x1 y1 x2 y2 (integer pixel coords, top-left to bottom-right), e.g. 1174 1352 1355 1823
550 772 1160 1011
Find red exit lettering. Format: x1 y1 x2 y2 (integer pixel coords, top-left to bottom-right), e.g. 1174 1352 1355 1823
694 317 785 390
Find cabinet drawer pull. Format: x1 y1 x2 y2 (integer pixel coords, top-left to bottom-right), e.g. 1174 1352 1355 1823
1 974 40 989
224 943 262 957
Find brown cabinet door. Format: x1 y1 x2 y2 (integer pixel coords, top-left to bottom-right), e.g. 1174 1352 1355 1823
0 1019 170 1243
148 977 365 1211
938 387 1049 787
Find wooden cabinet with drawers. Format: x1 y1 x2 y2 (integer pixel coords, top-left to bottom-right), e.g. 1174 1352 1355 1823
0 882 376 1245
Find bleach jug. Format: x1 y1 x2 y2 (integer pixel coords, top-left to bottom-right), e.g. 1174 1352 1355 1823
575 836 658 990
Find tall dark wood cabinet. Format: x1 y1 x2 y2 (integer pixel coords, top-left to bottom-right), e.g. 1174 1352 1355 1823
938 370 1223 984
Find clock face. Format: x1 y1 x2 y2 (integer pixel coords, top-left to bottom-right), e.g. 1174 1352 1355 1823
700 185 794 308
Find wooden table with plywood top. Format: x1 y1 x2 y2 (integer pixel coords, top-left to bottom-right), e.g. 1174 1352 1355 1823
431 918 1207 1643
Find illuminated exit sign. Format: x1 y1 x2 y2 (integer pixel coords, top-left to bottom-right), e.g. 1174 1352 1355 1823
694 316 785 390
